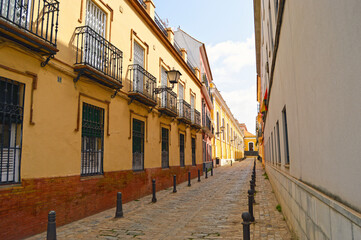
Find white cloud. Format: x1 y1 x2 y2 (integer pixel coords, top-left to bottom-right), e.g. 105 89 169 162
206 35 258 133
220 85 258 134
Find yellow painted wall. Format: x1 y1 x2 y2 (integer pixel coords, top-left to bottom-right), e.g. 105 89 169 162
244 138 258 151
0 0 204 179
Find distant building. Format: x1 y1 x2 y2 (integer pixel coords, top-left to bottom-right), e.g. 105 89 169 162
239 124 258 155
211 84 244 166
254 0 361 239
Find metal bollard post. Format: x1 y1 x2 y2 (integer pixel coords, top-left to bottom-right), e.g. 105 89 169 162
242 212 251 240
152 179 157 203
211 168 213 176
250 179 255 191
47 211 56 240
115 192 123 218
173 175 177 193
231 160 233 166
248 189 255 222
198 169 201 182
205 168 208 179
188 171 191 187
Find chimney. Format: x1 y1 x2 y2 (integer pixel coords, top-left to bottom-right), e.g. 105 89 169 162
144 0 155 20
166 27 174 45
180 48 187 62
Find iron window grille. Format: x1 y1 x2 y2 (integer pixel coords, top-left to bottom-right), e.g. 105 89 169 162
161 128 169 168
128 64 157 102
179 133 185 167
177 99 191 121
0 77 24 184
132 119 144 171
74 26 123 83
158 86 177 114
0 0 59 46
81 103 104 176
191 137 196 166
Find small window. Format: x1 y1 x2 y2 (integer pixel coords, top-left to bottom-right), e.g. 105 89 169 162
282 107 290 165
276 121 281 164
133 119 145 171
81 103 104 176
161 128 169 168
179 134 185 167
192 137 196 166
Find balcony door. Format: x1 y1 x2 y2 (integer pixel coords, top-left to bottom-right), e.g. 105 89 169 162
191 95 195 122
85 0 106 69
161 128 169 168
1 0 31 28
178 84 184 116
161 67 167 107
179 133 185 167
133 41 145 93
133 119 144 171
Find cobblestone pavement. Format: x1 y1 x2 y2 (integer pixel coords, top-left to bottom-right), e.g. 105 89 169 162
28 158 293 240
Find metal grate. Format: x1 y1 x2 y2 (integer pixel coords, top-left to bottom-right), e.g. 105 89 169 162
75 26 123 82
0 0 59 46
132 118 144 171
81 103 104 176
161 128 169 168
179 133 185 167
191 137 196 166
0 77 24 184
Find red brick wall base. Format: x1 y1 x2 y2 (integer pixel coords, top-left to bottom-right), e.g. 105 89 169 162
0 165 202 240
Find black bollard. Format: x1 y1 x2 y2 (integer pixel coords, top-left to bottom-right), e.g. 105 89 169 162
205 168 208 179
231 160 233 166
47 211 56 240
152 179 157 203
248 189 255 222
250 180 255 191
173 175 177 193
211 168 213 176
242 212 251 240
115 192 123 218
188 171 191 187
198 169 201 182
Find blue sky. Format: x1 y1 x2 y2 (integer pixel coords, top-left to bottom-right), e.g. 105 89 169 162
154 0 258 133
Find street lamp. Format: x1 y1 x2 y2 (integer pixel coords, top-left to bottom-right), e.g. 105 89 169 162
215 126 225 136
154 68 182 94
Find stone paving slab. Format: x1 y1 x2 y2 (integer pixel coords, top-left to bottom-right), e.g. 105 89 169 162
28 158 293 239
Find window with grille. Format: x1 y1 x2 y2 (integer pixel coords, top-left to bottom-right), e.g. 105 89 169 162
276 121 281 164
81 103 104 176
161 67 167 107
179 133 185 167
0 77 24 184
161 128 169 168
133 119 144 171
191 137 196 166
133 41 145 93
282 107 290 165
86 0 106 37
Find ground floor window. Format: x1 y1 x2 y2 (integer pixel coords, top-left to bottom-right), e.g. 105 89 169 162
180 133 185 167
0 77 24 184
192 137 196 166
133 118 144 171
161 128 169 168
81 103 104 176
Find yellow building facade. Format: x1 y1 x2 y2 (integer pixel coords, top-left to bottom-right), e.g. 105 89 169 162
210 84 244 166
0 0 205 238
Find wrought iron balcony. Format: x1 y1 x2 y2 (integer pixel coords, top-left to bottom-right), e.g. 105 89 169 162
137 0 146 9
157 86 177 117
187 60 196 74
191 109 201 129
74 26 123 90
128 64 157 107
0 0 59 57
177 99 192 124
174 41 182 56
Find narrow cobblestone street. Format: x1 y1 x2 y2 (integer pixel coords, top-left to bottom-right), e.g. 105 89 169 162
28 159 292 240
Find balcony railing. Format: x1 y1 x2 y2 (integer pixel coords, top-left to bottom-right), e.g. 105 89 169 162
174 40 182 56
128 64 157 106
158 86 177 117
74 26 123 89
191 109 201 128
154 12 168 37
137 0 146 9
187 60 196 74
0 0 59 53
177 99 191 123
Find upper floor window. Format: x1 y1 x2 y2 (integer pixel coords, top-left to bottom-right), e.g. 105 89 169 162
86 0 106 37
